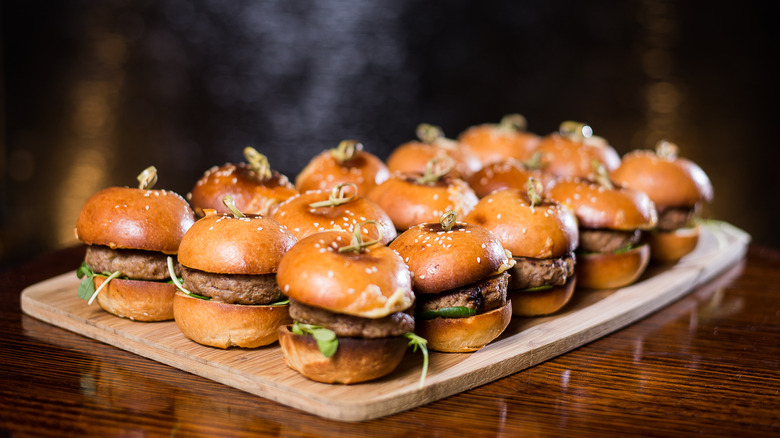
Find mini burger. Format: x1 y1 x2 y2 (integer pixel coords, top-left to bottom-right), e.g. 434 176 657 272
75 166 196 321
272 183 396 244
295 139 389 196
465 180 579 316
610 140 714 263
457 114 540 166
535 121 621 179
188 147 298 217
385 123 481 179
367 156 479 231
390 211 515 352
547 171 658 289
171 196 297 348
276 222 420 384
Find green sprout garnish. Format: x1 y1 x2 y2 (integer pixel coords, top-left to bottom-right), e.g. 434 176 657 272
526 177 543 207
167 256 210 300
405 332 429 388
292 321 338 358
416 156 455 185
499 113 527 132
137 166 158 190
223 195 245 218
244 147 272 181
440 211 457 232
329 139 362 163
416 123 444 144
338 220 383 254
416 306 477 320
308 183 358 208
76 262 120 305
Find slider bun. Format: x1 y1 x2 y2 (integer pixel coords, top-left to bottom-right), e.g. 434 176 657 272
295 149 389 196
415 301 513 353
509 276 576 317
575 244 651 289
75 187 195 254
535 133 621 179
93 276 176 321
646 225 701 264
173 292 292 348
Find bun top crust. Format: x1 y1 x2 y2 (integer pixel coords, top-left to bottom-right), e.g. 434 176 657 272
271 189 397 244
367 174 479 231
389 221 512 295
535 133 621 179
457 123 540 166
467 159 556 198
76 186 195 254
294 149 389 196
385 140 482 179
277 230 414 319
177 214 297 275
611 149 713 209
547 178 658 231
464 189 579 259
188 163 298 216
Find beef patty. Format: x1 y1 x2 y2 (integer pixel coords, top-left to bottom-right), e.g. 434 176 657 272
85 245 174 280
289 299 415 338
579 229 641 253
509 253 575 290
181 266 283 305
656 207 696 231
416 272 509 314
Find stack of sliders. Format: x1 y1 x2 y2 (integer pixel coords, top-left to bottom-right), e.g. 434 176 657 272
171 196 297 348
75 166 195 321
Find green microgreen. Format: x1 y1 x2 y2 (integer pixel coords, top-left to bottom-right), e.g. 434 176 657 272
416 306 477 320
292 321 338 358
166 256 210 300
405 332 429 388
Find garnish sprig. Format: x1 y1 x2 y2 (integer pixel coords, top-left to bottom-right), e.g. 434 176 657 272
416 156 455 185
243 146 272 181
416 123 444 145
526 177 543 207
440 211 457 232
592 160 614 190
329 139 362 163
338 220 383 254
223 195 246 218
656 139 679 160
499 113 527 132
559 121 593 141
137 166 158 190
292 321 338 357
308 183 358 208
405 332 429 388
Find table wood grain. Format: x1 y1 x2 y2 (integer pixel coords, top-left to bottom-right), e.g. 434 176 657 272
2 244 779 437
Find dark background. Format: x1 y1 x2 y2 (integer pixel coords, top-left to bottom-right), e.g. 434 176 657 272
2 0 778 269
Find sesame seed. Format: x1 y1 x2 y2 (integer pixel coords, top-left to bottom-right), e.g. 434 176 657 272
477 257 481 263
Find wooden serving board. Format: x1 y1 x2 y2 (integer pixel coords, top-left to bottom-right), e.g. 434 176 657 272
21 221 749 422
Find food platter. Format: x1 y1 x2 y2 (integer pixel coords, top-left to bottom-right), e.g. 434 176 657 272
20 221 749 422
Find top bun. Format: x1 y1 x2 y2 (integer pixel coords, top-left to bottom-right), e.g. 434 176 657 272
467 159 556 198
611 148 713 209
188 162 298 217
272 185 396 244
547 178 658 231
464 188 579 259
536 132 620 179
277 230 414 319
75 186 195 254
457 114 540 166
295 140 390 196
385 124 481 178
177 213 297 275
389 220 512 295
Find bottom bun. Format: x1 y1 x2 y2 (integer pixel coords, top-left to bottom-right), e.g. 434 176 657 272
575 244 651 289
415 301 513 353
94 276 176 321
647 225 700 264
277 325 408 384
509 276 576 317
173 292 292 348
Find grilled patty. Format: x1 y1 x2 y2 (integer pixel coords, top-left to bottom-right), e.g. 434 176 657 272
181 266 283 305
416 272 509 314
579 229 641 253
289 299 415 338
84 245 174 280
657 207 696 231
509 253 575 290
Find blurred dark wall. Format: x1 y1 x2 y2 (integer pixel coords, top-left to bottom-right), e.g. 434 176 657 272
2 0 779 269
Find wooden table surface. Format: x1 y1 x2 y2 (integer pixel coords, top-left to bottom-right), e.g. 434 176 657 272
2 244 779 437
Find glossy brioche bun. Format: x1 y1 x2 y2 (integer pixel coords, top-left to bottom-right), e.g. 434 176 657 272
277 230 414 319
575 244 651 289
277 325 408 384
188 163 298 217
547 178 658 231
464 188 579 259
386 124 481 178
509 276 576 317
367 175 478 231
646 225 701 264
457 114 540 166
415 301 513 352
177 214 297 275
295 141 389 196
389 221 512 295
610 149 713 209
272 187 396 244
93 276 176 321
535 133 620 179
75 186 195 254
173 292 292 348
467 159 555 198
